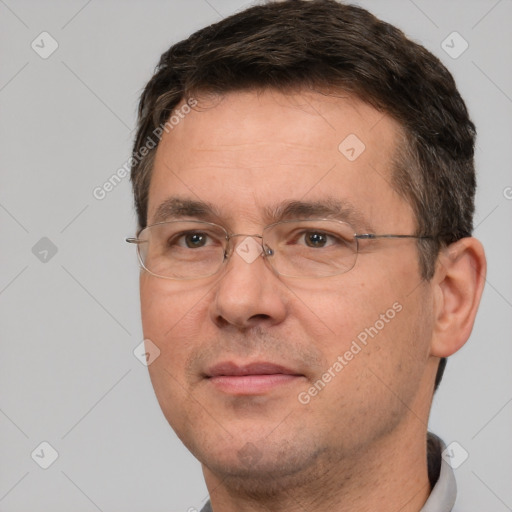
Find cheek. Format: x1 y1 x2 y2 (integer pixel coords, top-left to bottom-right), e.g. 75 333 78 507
140 278 211 363
140 280 213 431
309 289 431 406
291 270 430 379
286 276 394 352
347 284 433 401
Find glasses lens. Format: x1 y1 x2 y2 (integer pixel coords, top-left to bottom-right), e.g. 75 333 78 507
264 220 357 277
138 221 227 279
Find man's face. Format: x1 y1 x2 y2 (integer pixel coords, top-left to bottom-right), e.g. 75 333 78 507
140 90 436 486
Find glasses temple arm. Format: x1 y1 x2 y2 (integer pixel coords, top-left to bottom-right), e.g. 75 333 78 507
355 234 434 240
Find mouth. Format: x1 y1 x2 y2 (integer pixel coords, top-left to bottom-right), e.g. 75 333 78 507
204 361 305 395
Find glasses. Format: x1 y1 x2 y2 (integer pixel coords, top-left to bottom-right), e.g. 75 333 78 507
126 219 433 280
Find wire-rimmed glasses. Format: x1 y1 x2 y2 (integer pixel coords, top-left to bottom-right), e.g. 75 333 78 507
126 219 433 280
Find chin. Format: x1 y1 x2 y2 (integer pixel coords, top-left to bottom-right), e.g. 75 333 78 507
198 437 330 495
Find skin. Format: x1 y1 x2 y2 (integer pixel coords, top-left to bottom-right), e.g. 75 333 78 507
139 89 486 511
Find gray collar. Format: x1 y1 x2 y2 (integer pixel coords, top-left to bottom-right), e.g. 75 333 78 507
419 457 457 512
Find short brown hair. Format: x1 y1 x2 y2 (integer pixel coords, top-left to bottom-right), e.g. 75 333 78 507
130 0 477 388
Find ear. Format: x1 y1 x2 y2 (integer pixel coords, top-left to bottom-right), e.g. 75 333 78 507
430 237 486 358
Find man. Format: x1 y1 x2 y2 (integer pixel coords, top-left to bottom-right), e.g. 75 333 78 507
127 1 486 510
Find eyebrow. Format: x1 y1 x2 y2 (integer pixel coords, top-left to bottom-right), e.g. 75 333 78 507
151 196 373 232
265 198 373 232
152 197 221 225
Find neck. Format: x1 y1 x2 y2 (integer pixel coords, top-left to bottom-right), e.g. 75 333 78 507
202 417 432 512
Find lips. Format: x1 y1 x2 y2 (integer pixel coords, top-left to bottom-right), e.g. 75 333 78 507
206 361 301 378
205 361 304 395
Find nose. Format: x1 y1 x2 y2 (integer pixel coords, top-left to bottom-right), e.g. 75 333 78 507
209 234 288 330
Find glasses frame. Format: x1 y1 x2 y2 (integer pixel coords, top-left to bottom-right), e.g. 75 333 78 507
126 218 434 280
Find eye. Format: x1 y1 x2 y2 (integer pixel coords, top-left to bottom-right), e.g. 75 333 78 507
276 223 354 252
184 232 208 248
294 230 344 249
303 231 329 248
171 231 214 249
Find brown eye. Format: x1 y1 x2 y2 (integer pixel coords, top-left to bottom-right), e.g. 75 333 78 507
304 232 328 248
183 232 208 248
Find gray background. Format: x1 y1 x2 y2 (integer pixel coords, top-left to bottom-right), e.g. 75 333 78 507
1 0 511 510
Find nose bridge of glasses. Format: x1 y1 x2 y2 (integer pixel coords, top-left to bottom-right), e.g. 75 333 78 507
221 233 270 271
226 232 264 251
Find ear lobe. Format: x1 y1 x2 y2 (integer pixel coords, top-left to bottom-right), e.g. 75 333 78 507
430 237 486 358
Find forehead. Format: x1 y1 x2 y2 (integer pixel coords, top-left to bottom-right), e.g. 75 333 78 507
148 89 415 231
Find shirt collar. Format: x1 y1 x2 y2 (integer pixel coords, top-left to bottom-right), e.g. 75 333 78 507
420 438 457 512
